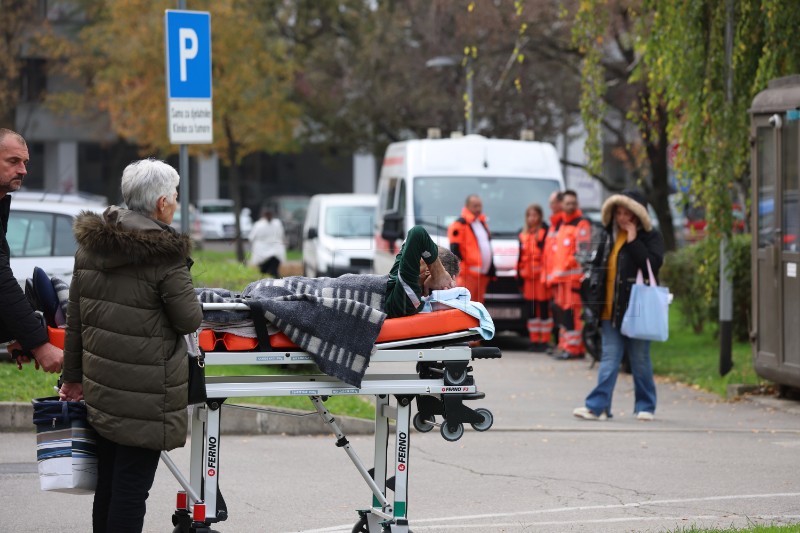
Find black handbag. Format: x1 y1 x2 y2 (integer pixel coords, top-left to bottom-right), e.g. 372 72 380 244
185 332 207 405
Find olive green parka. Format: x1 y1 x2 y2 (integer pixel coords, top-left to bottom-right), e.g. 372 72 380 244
62 206 203 451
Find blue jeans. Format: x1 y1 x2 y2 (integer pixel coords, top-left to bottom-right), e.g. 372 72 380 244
584 320 657 417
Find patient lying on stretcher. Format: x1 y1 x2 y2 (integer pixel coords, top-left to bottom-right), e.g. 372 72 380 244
384 225 460 318
195 226 461 386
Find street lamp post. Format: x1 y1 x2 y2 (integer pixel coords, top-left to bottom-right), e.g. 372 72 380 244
426 55 473 135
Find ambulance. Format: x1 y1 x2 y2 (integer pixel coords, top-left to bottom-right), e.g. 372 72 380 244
374 133 564 335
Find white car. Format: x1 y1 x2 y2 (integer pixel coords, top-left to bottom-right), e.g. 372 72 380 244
170 203 204 249
197 199 253 240
302 194 378 277
7 194 107 288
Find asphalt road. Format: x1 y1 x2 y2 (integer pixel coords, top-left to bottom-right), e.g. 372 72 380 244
2 334 800 533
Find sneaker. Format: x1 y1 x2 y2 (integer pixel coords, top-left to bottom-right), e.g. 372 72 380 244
636 411 655 421
573 407 607 421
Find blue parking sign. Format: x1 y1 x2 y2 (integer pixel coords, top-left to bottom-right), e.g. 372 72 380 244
165 10 212 99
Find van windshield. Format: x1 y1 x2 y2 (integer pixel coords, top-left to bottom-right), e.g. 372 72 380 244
413 176 560 238
325 205 374 238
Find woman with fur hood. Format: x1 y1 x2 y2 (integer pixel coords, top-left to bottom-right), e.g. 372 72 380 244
59 159 203 533
572 189 665 422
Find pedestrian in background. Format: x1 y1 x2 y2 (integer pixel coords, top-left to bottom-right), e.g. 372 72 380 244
517 204 552 352
448 194 494 303
542 190 564 354
0 128 63 373
549 190 592 360
573 189 664 421
59 158 203 533
248 206 286 278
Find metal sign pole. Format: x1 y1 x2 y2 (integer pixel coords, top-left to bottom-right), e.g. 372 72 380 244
178 0 189 235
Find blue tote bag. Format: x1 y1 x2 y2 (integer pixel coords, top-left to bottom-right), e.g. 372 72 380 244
620 259 670 342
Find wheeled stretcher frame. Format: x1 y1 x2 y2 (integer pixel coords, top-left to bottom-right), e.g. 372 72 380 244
164 303 501 533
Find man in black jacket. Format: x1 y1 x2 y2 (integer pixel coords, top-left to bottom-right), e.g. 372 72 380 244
0 129 63 373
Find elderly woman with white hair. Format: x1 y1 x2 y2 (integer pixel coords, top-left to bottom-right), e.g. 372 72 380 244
59 158 202 533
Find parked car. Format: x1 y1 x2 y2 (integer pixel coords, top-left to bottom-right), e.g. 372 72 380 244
264 195 311 250
683 202 745 244
302 194 378 277
197 199 252 240
7 193 107 288
170 203 204 249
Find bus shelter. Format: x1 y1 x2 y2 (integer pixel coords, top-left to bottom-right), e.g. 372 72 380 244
749 74 800 392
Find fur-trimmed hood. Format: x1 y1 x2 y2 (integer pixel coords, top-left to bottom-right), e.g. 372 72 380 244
600 189 653 232
73 206 192 267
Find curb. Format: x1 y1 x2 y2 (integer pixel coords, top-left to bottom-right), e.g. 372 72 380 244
0 401 376 436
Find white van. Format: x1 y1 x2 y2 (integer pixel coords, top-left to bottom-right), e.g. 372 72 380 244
302 193 378 277
374 134 564 334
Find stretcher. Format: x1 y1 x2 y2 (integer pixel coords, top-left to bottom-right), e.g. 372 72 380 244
47 303 501 533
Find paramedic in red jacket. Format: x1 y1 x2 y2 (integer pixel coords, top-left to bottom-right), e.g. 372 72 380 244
448 194 494 303
542 190 564 353
517 204 551 351
549 190 592 359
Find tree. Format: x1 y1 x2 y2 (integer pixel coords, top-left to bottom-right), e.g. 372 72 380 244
0 1 60 130
567 0 678 250
646 0 800 239
258 0 583 158
56 0 301 262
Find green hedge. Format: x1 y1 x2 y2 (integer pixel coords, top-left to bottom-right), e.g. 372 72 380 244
659 234 751 342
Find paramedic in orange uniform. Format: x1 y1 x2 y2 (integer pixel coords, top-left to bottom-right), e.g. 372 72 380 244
448 194 494 302
550 190 592 359
517 204 552 352
542 190 564 353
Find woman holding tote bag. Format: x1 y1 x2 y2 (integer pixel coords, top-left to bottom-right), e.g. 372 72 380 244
572 189 665 421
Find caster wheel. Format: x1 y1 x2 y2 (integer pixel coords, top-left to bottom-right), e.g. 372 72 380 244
413 413 435 432
352 515 369 533
470 408 493 432
443 367 467 386
440 422 464 442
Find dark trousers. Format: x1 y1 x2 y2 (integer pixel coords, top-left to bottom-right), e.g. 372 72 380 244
259 256 281 278
93 433 161 533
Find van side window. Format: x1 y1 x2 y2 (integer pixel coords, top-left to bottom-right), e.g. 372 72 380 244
383 178 398 211
397 179 406 217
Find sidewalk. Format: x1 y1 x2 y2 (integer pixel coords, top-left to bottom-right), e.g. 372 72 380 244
2 336 800 533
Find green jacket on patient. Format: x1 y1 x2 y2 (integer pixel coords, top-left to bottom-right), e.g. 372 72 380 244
384 226 458 318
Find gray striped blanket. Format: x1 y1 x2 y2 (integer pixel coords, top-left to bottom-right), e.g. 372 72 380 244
197 274 390 387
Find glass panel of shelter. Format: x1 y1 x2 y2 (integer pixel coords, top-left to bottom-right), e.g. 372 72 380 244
756 126 776 249
782 117 800 252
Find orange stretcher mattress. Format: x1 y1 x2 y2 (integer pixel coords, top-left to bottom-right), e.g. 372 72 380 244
47 309 479 352
198 309 480 352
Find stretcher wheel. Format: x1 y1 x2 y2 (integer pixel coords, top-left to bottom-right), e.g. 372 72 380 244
413 413 435 432
470 408 493 432
440 422 464 442
444 367 467 386
352 516 369 533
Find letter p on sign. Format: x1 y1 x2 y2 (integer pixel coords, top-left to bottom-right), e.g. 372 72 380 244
179 28 198 82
